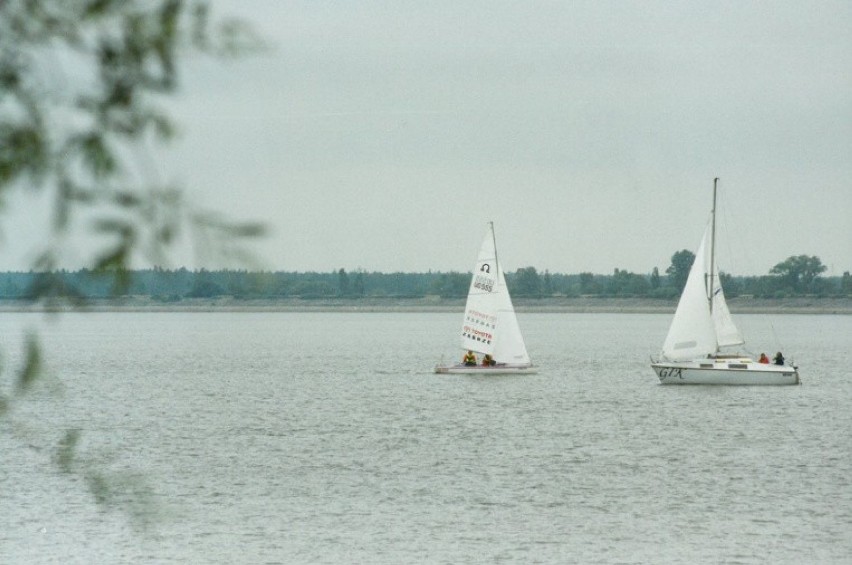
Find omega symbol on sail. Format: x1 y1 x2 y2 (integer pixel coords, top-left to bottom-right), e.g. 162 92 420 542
473 263 494 292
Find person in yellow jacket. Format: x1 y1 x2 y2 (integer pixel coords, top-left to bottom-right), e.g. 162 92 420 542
463 350 477 366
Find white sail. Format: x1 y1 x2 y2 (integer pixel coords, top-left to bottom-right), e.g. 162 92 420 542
460 227 500 355
459 224 531 365
661 224 717 360
710 263 744 348
492 263 531 364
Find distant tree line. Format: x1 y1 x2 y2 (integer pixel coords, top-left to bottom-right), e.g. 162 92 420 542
0 254 848 301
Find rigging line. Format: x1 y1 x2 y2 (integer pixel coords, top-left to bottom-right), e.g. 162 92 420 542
718 182 756 277
709 178 718 314
716 186 740 277
769 321 785 352
489 220 498 280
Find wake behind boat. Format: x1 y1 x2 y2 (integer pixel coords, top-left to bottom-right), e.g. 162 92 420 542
434 222 536 375
650 179 799 386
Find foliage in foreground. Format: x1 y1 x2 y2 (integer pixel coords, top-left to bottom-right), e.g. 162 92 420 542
1 0 262 533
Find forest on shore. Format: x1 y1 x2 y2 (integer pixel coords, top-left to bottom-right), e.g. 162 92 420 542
1 254 849 302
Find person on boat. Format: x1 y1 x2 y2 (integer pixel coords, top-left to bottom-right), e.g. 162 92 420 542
773 352 785 366
482 354 496 367
463 350 477 366
758 353 770 364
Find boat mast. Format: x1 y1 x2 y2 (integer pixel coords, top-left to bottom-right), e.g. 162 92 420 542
489 221 498 276
708 178 718 315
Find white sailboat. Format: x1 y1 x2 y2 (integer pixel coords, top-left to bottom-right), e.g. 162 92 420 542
650 179 799 385
434 222 536 375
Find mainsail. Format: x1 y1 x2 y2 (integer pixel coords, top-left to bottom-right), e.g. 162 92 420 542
460 228 500 355
459 224 531 365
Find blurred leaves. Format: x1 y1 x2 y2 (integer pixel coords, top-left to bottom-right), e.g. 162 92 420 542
190 211 266 269
1 0 264 534
0 0 267 298
190 2 266 57
87 469 160 532
15 332 42 394
1 0 266 252
54 429 160 532
54 428 81 473
0 123 50 186
67 132 118 179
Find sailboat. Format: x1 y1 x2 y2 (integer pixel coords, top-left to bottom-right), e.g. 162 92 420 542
434 222 536 374
650 179 799 385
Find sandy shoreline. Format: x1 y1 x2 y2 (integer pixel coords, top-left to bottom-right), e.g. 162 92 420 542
2 296 850 314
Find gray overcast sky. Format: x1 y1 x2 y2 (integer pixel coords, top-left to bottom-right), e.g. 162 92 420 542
4 1 851 276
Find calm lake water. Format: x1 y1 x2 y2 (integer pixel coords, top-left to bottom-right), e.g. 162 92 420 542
1 312 850 564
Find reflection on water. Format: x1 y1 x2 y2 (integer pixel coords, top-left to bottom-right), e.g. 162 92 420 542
1 312 850 564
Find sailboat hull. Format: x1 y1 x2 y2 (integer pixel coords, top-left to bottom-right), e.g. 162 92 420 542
434 364 537 375
651 360 799 385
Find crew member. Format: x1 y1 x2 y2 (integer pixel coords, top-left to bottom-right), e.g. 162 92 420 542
463 350 477 366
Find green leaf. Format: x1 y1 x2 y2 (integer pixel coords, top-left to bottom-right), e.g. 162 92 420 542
55 429 81 473
15 333 42 394
227 222 266 238
93 244 131 271
92 218 134 238
0 124 49 184
84 0 115 17
113 191 143 208
86 472 111 505
0 61 20 89
79 132 118 178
